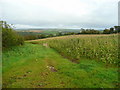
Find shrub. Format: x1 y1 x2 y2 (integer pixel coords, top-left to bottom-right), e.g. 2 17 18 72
1 21 24 48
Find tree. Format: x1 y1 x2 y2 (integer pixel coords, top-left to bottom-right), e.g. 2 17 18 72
103 29 110 34
114 26 120 33
58 32 63 36
110 27 114 34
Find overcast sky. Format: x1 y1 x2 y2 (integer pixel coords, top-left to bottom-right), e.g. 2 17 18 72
0 0 119 29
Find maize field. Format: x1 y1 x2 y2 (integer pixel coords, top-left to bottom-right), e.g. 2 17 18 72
39 34 119 65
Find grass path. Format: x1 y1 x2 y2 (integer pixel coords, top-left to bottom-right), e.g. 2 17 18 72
3 43 118 88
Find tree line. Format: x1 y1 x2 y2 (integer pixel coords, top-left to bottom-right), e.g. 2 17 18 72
80 26 120 34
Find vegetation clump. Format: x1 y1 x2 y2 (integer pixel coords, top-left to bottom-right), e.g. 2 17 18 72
1 21 24 49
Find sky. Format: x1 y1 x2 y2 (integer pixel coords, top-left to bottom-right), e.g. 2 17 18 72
0 0 119 29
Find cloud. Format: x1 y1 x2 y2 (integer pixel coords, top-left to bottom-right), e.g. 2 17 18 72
0 0 119 29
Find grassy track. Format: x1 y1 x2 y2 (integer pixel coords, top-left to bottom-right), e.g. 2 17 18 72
3 43 118 88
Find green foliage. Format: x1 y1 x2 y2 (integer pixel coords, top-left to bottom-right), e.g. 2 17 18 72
81 29 101 34
24 34 48 40
1 21 24 48
103 27 120 34
114 26 120 33
24 35 38 40
103 29 110 34
110 28 114 34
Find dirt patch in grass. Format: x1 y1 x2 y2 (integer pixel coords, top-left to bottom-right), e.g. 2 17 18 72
47 65 57 72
